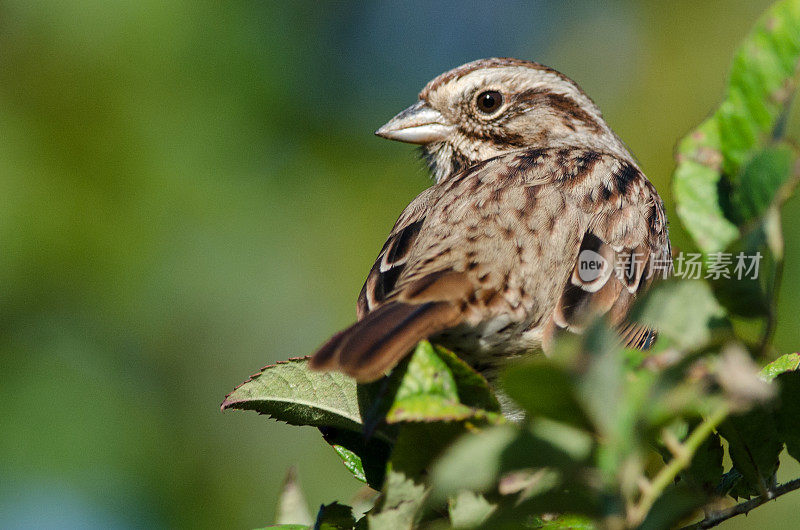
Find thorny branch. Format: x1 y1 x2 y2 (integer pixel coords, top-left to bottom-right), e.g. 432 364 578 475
680 477 800 529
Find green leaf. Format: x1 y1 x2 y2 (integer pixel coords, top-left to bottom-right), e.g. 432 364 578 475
387 395 502 423
639 483 707 530
222 357 396 490
718 408 781 498
717 0 800 175
681 430 724 495
331 444 366 483
631 280 728 350
393 422 466 478
385 341 502 424
429 423 587 502
392 341 459 402
429 424 518 499
529 419 594 464
716 351 799 498
731 144 797 223
712 145 798 318
577 324 624 436
369 421 468 529
760 352 800 381
674 121 739 253
433 344 501 413
320 428 391 489
673 0 800 253
447 491 495 528
366 464 426 530
711 206 793 319
775 369 800 463
221 357 364 432
313 502 355 530
275 467 313 527
502 361 593 431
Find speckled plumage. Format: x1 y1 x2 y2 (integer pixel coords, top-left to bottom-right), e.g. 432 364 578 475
310 58 671 383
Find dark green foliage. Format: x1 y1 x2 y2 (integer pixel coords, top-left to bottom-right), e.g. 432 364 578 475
718 409 782 498
314 503 356 530
680 430 724 495
502 361 594 432
775 366 800 462
638 484 706 530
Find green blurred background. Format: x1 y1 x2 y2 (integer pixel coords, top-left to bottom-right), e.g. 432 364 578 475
2 1 800 528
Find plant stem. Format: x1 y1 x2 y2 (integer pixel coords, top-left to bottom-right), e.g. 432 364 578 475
629 406 730 526
680 477 800 529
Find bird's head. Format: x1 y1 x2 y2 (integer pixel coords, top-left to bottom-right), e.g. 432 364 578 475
376 58 622 182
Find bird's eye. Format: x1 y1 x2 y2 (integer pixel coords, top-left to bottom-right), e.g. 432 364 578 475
476 90 503 114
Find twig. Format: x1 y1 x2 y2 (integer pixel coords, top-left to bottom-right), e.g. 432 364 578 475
628 406 730 526
680 477 800 529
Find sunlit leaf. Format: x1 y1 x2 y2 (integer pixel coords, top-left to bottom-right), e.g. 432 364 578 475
674 120 738 253
221 357 364 432
433 344 501 413
385 341 502 423
447 490 496 528
673 0 800 253
320 428 391 488
760 352 800 381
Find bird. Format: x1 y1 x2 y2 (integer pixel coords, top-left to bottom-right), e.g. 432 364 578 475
309 57 671 383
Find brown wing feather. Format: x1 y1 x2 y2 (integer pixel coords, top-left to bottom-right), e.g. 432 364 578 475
311 300 463 382
314 269 474 380
357 189 436 320
553 162 670 350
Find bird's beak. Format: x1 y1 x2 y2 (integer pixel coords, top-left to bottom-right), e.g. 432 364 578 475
375 101 454 144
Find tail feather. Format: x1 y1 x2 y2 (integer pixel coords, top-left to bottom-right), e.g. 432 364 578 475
618 321 658 350
309 301 460 382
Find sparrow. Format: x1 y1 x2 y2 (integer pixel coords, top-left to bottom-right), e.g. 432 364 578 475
310 58 671 382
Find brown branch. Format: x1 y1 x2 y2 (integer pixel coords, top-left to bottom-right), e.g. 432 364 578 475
680 477 800 529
